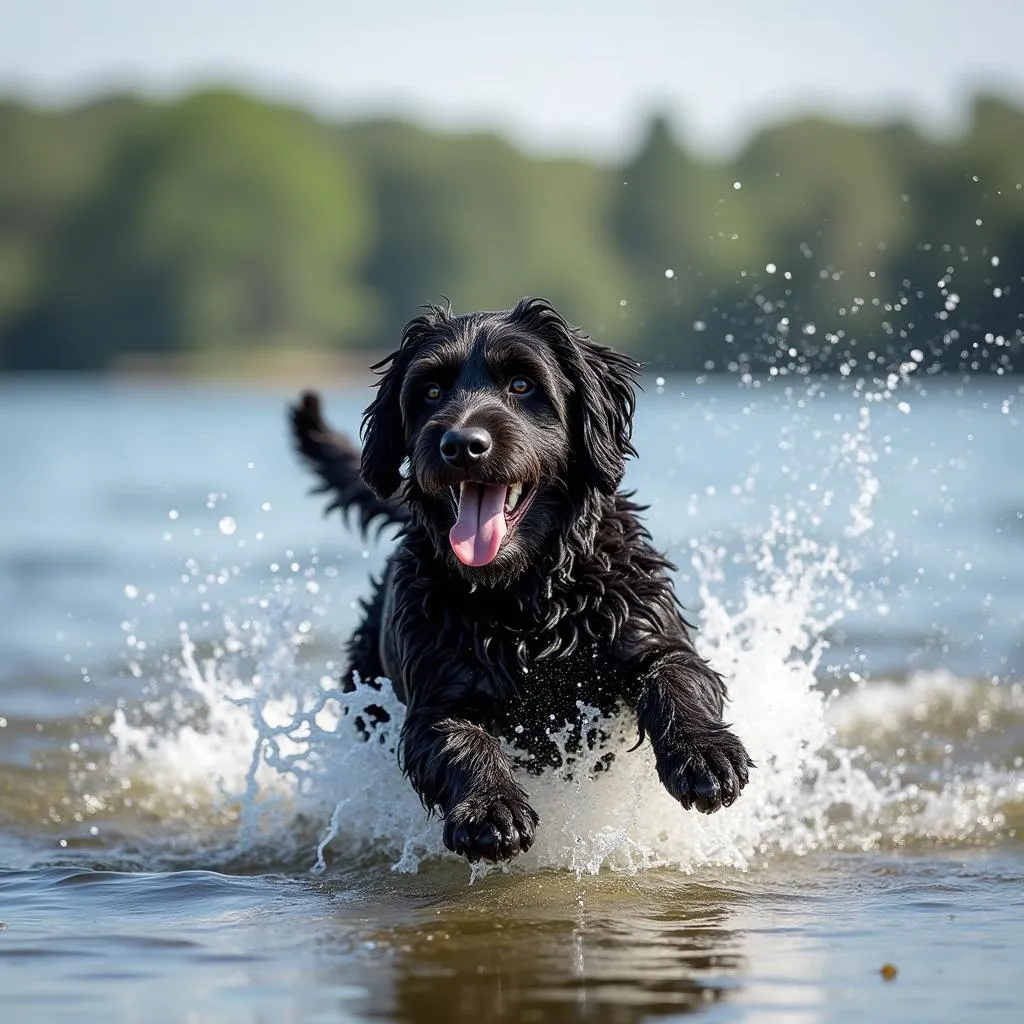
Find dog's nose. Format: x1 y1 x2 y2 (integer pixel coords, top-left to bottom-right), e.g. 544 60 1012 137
440 427 492 468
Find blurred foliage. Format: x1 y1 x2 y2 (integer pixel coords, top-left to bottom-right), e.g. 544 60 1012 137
0 88 1021 374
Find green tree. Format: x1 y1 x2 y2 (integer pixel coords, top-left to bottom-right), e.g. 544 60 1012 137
7 91 374 370
609 114 760 368
0 88 1021 375
342 121 628 348
0 96 143 360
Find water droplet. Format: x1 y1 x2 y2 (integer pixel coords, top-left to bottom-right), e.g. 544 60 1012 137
218 516 237 536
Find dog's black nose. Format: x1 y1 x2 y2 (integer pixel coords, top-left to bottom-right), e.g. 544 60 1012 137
440 427 492 468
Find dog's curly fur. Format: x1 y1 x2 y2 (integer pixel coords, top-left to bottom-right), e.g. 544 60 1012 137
291 298 753 863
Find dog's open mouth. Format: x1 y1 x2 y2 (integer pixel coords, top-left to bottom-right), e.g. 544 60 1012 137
448 481 537 567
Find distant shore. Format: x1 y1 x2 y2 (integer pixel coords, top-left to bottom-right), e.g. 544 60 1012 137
0 349 390 387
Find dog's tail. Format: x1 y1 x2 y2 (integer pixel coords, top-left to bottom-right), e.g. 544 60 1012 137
290 391 410 537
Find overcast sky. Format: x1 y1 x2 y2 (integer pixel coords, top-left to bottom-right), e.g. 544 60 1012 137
1 0 1021 158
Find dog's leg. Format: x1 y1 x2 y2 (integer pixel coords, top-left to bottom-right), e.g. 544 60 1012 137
341 574 391 740
630 648 754 814
343 573 387 691
401 707 539 863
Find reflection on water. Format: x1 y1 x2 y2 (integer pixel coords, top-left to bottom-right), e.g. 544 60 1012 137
0 865 753 1023
362 871 746 1023
5 855 1022 1023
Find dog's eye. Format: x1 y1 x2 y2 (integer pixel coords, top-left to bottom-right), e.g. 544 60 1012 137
423 383 442 402
509 376 534 396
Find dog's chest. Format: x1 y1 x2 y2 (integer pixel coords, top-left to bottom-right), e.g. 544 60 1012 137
386 562 646 768
479 643 629 771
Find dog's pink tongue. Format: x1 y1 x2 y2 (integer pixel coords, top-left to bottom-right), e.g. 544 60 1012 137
450 483 508 567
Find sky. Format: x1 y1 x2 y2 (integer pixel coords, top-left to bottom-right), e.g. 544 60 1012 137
1 0 1022 159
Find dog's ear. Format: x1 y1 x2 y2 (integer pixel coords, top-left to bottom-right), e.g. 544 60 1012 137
358 349 408 500
512 298 641 496
359 308 445 499
574 339 641 495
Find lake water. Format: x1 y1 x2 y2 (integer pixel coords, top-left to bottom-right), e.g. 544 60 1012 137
0 374 1022 1022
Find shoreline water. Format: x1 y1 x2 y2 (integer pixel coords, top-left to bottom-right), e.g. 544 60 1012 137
0 376 1021 1021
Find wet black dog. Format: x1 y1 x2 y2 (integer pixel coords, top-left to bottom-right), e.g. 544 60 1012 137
291 298 752 863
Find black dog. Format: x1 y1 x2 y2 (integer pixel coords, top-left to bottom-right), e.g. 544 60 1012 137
291 298 752 863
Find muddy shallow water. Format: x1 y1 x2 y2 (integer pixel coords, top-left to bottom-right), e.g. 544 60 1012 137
2 852 1022 1023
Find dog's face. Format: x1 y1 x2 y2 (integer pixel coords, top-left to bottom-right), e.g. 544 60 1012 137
359 298 640 583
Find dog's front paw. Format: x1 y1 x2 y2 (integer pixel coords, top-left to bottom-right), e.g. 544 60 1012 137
442 792 539 863
656 730 753 814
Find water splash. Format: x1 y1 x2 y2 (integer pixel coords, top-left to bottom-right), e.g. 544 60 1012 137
82 374 1022 876
93 519 1021 877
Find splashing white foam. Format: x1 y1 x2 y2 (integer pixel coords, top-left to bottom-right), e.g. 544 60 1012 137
103 526 1021 876
97 377 1021 875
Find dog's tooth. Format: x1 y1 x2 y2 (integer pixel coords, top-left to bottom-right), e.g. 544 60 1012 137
507 482 522 511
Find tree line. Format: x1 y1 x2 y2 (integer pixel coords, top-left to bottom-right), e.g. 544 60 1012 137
0 89 1021 375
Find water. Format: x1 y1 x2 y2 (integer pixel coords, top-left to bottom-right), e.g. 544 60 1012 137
0 375 1022 1022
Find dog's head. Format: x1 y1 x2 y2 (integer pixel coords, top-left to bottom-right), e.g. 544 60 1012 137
360 298 640 582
